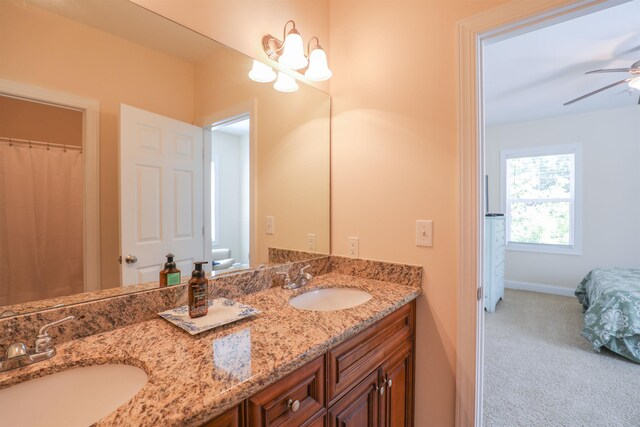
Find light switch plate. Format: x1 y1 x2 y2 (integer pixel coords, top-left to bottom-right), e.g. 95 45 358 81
348 236 359 258
307 234 317 251
416 220 433 247
266 216 275 235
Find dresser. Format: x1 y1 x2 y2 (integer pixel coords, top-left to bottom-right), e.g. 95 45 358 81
484 215 505 313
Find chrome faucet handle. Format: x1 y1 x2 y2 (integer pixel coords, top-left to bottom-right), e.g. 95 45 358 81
276 272 292 288
299 264 313 279
34 316 75 356
5 343 28 360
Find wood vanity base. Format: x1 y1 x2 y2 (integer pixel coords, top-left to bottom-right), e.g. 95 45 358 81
204 301 416 427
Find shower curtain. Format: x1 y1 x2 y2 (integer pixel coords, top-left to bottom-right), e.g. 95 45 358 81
0 142 84 306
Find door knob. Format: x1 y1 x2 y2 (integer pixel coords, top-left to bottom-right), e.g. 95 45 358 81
124 254 138 264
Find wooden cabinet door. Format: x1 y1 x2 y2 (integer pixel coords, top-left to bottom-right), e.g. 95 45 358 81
202 404 243 427
380 341 414 427
327 370 380 427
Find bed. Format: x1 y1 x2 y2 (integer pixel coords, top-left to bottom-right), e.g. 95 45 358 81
575 268 640 363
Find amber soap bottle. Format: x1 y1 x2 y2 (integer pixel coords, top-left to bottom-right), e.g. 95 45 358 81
188 261 209 318
159 253 181 288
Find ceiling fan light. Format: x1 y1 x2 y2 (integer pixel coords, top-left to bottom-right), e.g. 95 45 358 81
248 60 276 83
629 77 640 90
278 29 308 70
305 47 332 81
273 72 299 92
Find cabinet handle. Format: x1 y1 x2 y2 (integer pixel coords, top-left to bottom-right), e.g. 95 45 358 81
287 399 300 413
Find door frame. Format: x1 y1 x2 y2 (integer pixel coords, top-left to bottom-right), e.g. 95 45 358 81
0 78 101 292
199 99 258 269
456 0 625 425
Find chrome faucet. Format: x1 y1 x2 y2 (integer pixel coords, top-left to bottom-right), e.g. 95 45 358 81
0 316 75 373
284 265 313 290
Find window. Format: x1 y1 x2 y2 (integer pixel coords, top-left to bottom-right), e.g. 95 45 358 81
500 144 581 255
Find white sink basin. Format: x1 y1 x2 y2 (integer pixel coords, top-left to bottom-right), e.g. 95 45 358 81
289 287 372 311
0 364 148 426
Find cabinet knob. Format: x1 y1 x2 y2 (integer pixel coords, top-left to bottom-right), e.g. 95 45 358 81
379 385 385 396
287 399 300 413
387 378 392 388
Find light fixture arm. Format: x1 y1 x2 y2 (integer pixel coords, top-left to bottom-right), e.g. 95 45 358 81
307 36 321 56
262 20 298 61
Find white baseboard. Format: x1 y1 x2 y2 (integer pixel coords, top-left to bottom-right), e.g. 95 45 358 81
505 280 575 297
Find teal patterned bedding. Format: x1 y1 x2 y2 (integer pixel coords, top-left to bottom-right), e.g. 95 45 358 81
575 268 640 363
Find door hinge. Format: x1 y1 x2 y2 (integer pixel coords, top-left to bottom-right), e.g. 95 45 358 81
477 287 483 301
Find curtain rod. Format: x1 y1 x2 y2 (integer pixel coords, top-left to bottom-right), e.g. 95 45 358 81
0 136 82 152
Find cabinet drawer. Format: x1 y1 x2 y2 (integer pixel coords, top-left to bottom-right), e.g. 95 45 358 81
248 355 325 427
327 302 415 405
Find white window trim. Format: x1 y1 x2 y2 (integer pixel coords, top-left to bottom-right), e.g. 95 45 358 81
500 143 582 256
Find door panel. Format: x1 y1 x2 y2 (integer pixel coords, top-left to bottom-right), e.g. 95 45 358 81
120 104 204 285
327 370 379 427
381 341 414 427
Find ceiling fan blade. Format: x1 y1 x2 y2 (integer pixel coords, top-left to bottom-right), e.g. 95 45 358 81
564 78 633 106
585 68 632 74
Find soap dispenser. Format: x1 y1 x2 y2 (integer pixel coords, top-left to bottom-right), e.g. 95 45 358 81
159 253 181 287
188 261 209 318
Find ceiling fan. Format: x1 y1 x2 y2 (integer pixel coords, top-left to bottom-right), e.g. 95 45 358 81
564 60 640 106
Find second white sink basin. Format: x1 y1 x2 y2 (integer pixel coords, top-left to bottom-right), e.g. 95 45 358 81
0 364 148 426
290 287 372 311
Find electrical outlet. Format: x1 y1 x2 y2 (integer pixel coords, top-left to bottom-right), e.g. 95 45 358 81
416 220 433 247
348 236 359 258
266 216 275 235
307 234 317 252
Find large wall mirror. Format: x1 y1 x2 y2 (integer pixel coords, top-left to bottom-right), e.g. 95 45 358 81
0 0 330 314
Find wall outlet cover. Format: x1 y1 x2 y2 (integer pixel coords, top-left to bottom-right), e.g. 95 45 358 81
348 236 359 258
266 216 275 235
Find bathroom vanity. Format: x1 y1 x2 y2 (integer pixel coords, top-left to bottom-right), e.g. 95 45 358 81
206 300 415 427
0 256 421 427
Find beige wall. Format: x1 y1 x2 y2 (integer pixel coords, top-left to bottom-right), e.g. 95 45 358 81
0 95 83 146
0 0 196 289
137 0 516 424
131 0 330 93
329 1 509 425
194 48 331 263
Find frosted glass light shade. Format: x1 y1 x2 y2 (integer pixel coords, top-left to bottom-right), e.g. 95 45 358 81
273 72 299 92
278 30 308 70
629 77 640 90
305 47 332 81
248 60 276 82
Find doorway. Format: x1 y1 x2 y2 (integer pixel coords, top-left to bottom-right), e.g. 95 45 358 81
0 79 100 299
207 115 251 273
457 0 635 425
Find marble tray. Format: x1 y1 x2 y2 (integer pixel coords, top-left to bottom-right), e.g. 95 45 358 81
158 298 260 335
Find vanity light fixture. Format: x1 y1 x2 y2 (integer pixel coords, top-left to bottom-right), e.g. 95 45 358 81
262 20 332 81
273 72 299 92
248 60 276 83
305 37 332 81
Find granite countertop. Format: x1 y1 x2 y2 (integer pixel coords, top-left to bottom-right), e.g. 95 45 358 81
0 272 421 427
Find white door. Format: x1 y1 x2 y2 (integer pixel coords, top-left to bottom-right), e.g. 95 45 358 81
120 104 204 285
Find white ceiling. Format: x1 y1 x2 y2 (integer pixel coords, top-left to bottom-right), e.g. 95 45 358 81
484 0 640 126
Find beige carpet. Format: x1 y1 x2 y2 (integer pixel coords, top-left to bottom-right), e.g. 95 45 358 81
483 289 640 426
